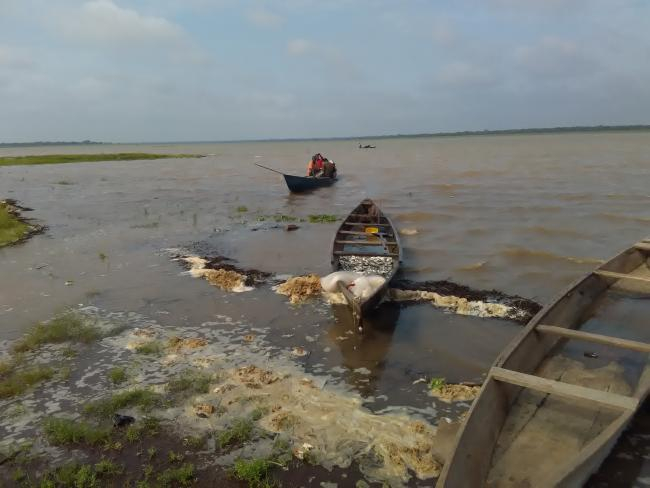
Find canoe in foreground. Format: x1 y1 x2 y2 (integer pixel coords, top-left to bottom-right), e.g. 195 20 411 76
331 198 401 325
438 239 650 487
283 174 337 193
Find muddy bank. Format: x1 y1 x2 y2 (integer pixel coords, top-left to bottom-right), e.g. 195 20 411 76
0 199 45 247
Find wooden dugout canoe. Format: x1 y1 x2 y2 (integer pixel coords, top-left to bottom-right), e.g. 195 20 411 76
438 238 650 488
331 198 402 326
283 174 337 193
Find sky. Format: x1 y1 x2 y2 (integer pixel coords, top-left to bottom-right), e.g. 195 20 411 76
1 0 649 142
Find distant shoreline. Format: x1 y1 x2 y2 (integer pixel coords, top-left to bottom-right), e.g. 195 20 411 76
2 124 649 147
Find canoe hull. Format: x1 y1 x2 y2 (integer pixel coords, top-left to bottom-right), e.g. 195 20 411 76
438 240 650 487
331 198 402 327
283 174 336 193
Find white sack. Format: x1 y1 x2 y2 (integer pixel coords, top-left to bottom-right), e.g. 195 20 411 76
349 275 386 299
320 271 363 292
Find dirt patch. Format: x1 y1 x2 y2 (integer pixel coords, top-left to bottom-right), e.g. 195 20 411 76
275 275 322 303
392 279 541 323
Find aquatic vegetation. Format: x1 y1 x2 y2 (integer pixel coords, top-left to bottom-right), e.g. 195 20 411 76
236 205 248 212
131 221 160 229
43 417 111 446
429 377 446 391
156 463 195 487
167 450 185 463
231 458 277 488
182 435 206 450
0 153 203 167
0 364 55 398
217 417 255 449
429 383 481 403
94 459 124 476
134 341 163 355
167 369 213 396
56 180 74 185
275 275 322 303
12 312 100 353
0 201 30 247
84 389 162 418
98 252 108 261
307 214 337 223
258 214 298 223
108 367 127 385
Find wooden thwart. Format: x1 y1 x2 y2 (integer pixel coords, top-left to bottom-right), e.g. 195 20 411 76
536 324 650 353
343 222 391 227
490 367 638 411
335 240 396 246
594 270 650 284
338 230 389 236
333 251 399 258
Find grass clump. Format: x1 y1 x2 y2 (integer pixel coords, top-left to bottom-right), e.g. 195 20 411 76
0 364 55 399
94 459 124 476
232 459 277 488
236 205 248 212
0 203 29 247
0 153 203 167
43 417 111 446
217 418 255 449
13 312 100 353
167 369 212 396
429 377 446 391
156 463 195 487
39 460 125 487
308 214 337 223
108 367 127 385
84 389 162 419
133 341 163 355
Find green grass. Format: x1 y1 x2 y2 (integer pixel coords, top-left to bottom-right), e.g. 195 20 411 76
156 463 195 487
83 389 162 419
13 312 100 353
43 417 111 446
232 459 277 488
429 377 446 391
0 203 30 247
217 418 255 449
108 367 127 385
308 214 338 223
0 153 204 167
0 364 55 399
94 459 124 476
167 369 213 396
39 460 122 487
133 341 163 355
236 205 248 212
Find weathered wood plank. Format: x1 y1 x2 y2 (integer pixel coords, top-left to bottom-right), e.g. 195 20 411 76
338 230 389 236
595 270 650 284
490 367 638 411
333 251 399 258
536 324 650 353
335 240 396 246
343 222 391 227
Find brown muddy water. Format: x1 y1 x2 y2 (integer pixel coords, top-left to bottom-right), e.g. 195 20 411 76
1 132 649 486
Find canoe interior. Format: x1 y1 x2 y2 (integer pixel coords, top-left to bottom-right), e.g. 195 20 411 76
283 173 336 193
439 241 650 487
331 198 401 321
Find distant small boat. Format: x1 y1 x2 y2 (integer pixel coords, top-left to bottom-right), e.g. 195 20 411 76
255 163 337 193
331 199 401 326
358 144 376 149
438 238 650 487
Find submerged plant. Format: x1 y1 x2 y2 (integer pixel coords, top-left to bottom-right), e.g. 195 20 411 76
13 312 100 353
156 463 195 487
0 364 55 399
84 389 162 419
43 417 111 446
429 377 446 391
232 458 279 488
108 367 127 385
307 214 337 223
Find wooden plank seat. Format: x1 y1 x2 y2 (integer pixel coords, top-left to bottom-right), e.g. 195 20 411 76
335 240 397 246
536 324 650 353
594 270 650 284
333 251 399 258
490 367 638 411
338 230 391 236
343 222 392 227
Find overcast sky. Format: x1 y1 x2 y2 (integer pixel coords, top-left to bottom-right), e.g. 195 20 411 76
1 0 649 142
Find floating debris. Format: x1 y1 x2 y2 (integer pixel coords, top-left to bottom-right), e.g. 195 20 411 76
194 403 215 418
291 346 309 357
399 228 418 236
275 275 322 303
429 383 481 403
168 336 208 352
339 256 394 277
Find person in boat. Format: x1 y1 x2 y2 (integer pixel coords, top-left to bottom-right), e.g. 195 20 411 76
322 158 337 178
307 153 325 177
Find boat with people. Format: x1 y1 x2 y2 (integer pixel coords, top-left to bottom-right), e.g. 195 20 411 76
438 238 650 487
256 153 338 193
329 198 401 327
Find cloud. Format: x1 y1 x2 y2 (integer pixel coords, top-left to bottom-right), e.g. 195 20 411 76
61 0 184 46
287 39 313 56
514 37 599 79
245 7 284 28
0 44 33 71
436 61 494 87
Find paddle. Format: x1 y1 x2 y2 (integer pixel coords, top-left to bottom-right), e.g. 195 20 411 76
254 163 286 175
